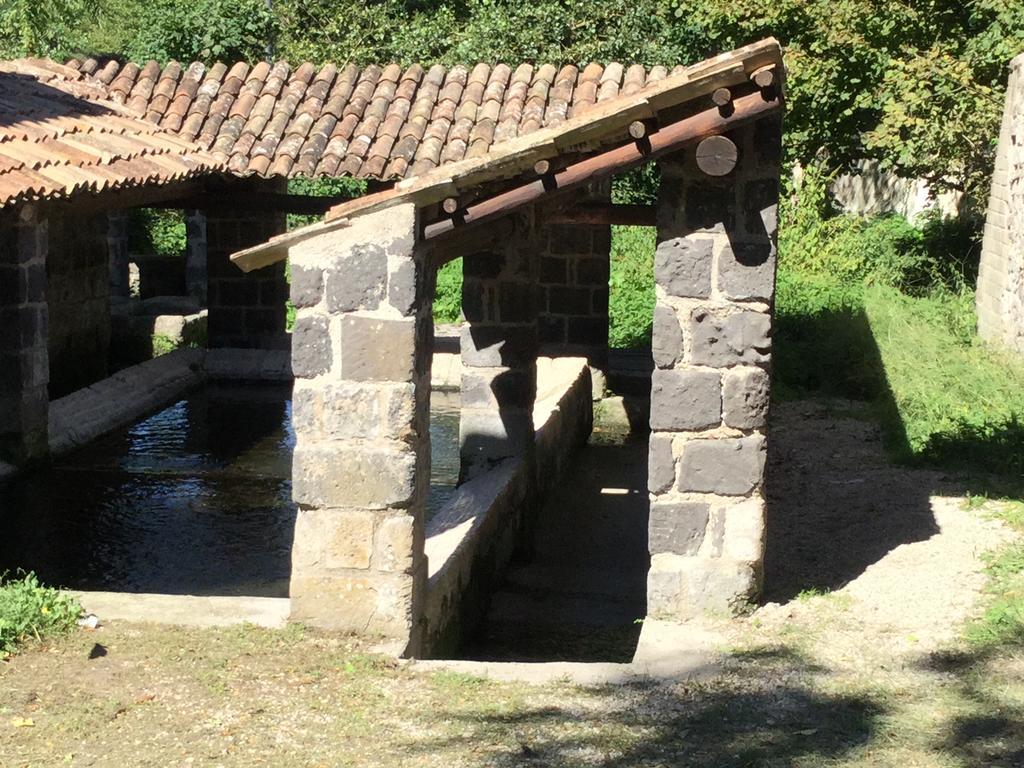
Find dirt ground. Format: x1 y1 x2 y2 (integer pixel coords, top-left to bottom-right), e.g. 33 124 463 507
1 400 1021 767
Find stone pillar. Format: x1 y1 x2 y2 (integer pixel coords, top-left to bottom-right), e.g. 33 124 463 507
460 210 539 481
646 116 781 618
205 179 288 349
977 53 1024 354
287 203 431 654
107 210 130 298
185 209 208 306
0 206 49 466
537 183 610 395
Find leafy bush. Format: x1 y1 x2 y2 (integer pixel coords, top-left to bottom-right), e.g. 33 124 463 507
286 176 367 231
0 572 81 658
129 208 186 259
434 258 463 325
122 0 277 62
608 225 654 349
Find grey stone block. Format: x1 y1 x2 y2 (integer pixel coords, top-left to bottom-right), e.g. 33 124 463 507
325 243 386 312
647 434 675 494
290 266 323 309
649 501 710 556
650 368 721 431
461 367 536 409
743 178 780 236
722 366 769 429
654 237 713 298
461 324 536 368
652 304 683 369
291 315 332 378
339 315 416 382
718 242 776 301
388 258 418 316
690 308 770 367
677 436 766 495
293 442 416 509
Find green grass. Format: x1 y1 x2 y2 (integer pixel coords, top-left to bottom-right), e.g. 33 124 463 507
0 572 81 658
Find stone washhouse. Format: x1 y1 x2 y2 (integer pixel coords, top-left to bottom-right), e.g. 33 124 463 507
1 39 785 657
977 52 1024 355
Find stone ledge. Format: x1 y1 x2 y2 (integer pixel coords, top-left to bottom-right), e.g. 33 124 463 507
204 347 293 381
49 348 205 456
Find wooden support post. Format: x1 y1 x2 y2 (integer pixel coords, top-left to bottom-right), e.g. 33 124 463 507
711 87 732 107
750 65 775 88
442 197 460 215
695 135 738 177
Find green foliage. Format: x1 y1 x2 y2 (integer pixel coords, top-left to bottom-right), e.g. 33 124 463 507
0 0 84 57
433 258 463 325
0 571 81 658
129 208 186 258
286 176 367 231
966 539 1024 648
119 0 276 62
608 225 654 349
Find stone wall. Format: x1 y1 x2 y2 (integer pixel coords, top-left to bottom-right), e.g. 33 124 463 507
537 184 611 389
977 53 1024 354
46 211 111 398
0 206 49 466
423 358 593 656
286 203 431 654
646 116 781 619
204 179 289 350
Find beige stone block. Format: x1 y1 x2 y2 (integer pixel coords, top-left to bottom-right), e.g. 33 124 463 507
721 496 766 563
293 441 416 509
374 514 415 572
326 510 375 570
289 572 415 638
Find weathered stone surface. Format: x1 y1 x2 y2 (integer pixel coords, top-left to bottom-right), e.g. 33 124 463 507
387 258 418 316
461 367 536 409
677 435 766 495
652 303 683 369
721 497 766 563
647 554 683 617
461 324 537 368
649 368 721 431
647 434 675 493
325 244 387 312
293 442 416 509
290 265 322 308
679 558 760 616
289 572 414 636
718 241 776 301
685 182 735 232
339 315 416 382
299 381 416 439
654 237 713 298
326 510 375 569
722 366 770 429
374 514 415 573
291 315 332 378
649 501 710 556
689 308 771 367
743 178 780 235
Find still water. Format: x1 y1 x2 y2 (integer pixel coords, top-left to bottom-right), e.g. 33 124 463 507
0 384 460 597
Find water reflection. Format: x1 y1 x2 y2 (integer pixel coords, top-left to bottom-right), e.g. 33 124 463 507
0 384 460 597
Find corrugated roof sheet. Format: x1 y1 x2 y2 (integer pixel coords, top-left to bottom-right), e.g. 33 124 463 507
0 58 224 209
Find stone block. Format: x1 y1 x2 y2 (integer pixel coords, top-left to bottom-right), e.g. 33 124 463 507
647 434 675 494
339 315 416 382
722 365 770 430
289 572 415 637
290 265 323 308
325 510 375 570
679 558 760 616
387 258 418 316
576 257 608 286
291 315 332 378
537 315 566 344
325 244 387 312
685 183 735 232
743 178 780 235
461 324 536 367
461 278 490 323
718 242 776 301
654 237 713 298
548 224 591 255
567 316 606 346
462 367 536 409
463 250 504 279
649 368 721 431
374 514 415 573
721 497 766 563
677 435 766 495
647 554 683 617
293 442 416 509
498 281 536 322
547 285 591 315
539 256 567 284
311 381 417 440
651 303 683 369
689 308 770 367
649 501 710 556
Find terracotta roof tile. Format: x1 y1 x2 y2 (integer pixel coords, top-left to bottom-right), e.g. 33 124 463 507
61 56 747 181
0 59 223 208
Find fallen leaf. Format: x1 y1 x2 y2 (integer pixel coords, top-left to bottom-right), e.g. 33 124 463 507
10 717 35 728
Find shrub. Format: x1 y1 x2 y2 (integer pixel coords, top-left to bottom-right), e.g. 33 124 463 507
129 208 186 259
433 258 463 325
0 572 81 658
608 225 654 349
